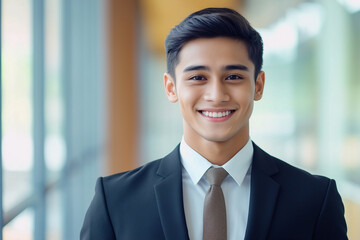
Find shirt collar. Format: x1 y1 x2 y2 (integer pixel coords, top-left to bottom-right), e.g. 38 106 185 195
180 137 253 186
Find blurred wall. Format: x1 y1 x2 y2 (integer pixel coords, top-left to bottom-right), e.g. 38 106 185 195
106 0 360 238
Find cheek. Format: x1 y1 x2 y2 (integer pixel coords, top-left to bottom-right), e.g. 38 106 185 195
233 89 255 116
177 87 200 108
234 87 254 104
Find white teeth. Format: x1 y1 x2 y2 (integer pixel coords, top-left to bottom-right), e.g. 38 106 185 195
201 111 232 118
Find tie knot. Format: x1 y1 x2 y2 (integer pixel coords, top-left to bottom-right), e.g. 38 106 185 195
205 167 228 186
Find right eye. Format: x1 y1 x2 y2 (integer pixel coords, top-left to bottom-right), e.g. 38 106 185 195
189 75 206 81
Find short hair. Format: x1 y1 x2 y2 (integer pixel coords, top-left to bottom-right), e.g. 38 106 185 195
165 8 263 80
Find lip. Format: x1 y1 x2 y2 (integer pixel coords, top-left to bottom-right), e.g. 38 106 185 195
197 109 236 122
199 108 235 112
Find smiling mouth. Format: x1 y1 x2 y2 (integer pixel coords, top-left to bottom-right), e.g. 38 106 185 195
198 110 236 118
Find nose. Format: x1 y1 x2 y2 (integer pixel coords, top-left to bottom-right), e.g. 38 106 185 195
203 79 230 102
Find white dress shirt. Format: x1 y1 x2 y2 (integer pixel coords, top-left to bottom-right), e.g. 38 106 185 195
180 138 253 240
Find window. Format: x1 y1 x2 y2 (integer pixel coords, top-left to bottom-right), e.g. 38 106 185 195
1 0 107 239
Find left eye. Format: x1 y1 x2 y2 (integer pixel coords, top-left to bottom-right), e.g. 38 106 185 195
226 75 242 80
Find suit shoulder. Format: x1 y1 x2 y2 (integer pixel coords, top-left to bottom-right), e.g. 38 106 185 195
102 158 163 187
253 143 331 185
101 145 181 189
273 156 330 184
268 156 335 200
264 154 340 212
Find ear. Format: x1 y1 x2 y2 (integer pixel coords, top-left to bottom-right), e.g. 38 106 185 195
164 72 178 103
254 71 265 101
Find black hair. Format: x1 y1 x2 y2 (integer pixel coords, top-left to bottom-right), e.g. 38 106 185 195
165 8 263 80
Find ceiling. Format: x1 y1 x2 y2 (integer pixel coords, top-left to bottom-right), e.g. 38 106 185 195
139 0 307 54
243 0 306 28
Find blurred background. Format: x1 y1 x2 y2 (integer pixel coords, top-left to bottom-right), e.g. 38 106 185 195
1 0 359 239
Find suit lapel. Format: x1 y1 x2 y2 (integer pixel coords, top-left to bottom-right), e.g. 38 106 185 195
154 145 190 240
245 143 280 240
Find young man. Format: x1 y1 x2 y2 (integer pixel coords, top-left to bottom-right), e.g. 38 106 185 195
81 8 347 240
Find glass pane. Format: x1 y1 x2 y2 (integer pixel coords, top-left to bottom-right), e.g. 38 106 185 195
46 188 63 240
3 208 34 240
44 0 65 181
44 1 64 238
2 0 33 211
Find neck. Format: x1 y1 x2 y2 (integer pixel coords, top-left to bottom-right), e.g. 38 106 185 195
184 133 249 166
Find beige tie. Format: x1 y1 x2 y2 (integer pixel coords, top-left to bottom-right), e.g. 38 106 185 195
203 167 228 240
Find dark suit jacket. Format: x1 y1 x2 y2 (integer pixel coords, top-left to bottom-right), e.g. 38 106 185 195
80 143 347 239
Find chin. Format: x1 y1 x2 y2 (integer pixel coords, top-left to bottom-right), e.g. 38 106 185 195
202 133 236 143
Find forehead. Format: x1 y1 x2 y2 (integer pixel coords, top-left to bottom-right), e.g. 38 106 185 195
175 37 254 74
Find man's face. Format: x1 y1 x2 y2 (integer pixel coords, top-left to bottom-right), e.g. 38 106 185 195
164 37 264 148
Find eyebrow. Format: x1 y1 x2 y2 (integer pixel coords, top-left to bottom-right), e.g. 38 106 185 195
183 65 210 72
224 64 249 71
183 64 249 73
